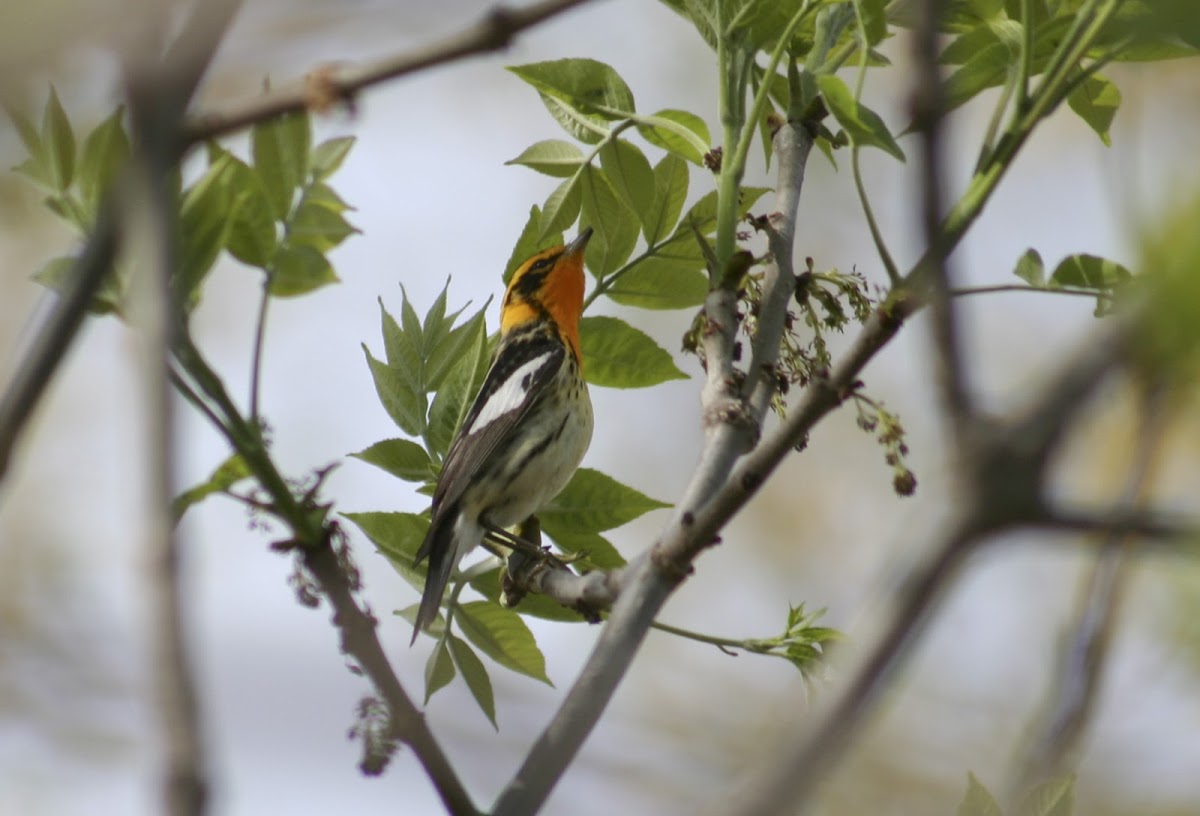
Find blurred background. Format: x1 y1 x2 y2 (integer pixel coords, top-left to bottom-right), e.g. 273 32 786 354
2 1 1199 814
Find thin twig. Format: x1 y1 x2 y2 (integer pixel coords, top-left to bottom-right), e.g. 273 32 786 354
184 0 598 144
911 0 973 436
249 280 271 421
0 209 117 482
950 284 1112 299
300 533 480 815
122 3 246 814
728 319 1139 816
1012 385 1169 792
736 521 975 816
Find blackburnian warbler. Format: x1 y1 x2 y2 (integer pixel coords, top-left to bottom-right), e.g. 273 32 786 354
411 228 595 642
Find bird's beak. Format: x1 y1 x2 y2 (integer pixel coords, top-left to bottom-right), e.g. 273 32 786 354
564 226 594 257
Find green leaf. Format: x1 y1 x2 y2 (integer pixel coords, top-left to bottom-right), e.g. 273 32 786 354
605 261 708 310
540 467 670 534
190 145 277 270
817 75 905 161
7 103 44 166
1016 774 1075 816
580 166 640 279
171 453 252 523
364 343 428 436
456 601 551 684
252 111 311 220
426 320 490 458
269 243 339 296
42 87 75 191
643 154 689 245
506 206 563 284
426 302 489 393
540 527 626 569
599 140 655 220
423 639 456 703
1067 73 1121 147
1014 248 1045 287
304 181 354 213
310 136 355 180
177 157 235 306
506 140 585 178
448 636 497 729
396 604 444 637
384 291 423 372
342 511 429 589
637 108 711 165
509 58 636 119
1049 254 1132 291
351 438 433 482
860 0 888 45
539 174 584 240
678 186 772 235
956 773 1002 816
288 195 359 252
579 315 687 387
78 106 129 211
223 172 278 269
539 93 610 145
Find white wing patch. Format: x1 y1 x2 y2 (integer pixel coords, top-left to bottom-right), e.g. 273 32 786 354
466 351 554 435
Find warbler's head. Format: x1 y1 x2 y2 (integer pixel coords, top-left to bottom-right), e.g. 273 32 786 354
501 227 593 358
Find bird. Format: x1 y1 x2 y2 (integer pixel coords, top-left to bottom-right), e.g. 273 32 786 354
411 227 595 642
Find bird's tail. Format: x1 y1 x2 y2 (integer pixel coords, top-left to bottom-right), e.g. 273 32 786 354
412 512 457 645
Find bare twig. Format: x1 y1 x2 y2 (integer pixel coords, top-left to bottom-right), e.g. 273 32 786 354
128 147 209 816
1013 386 1168 792
120 3 245 814
729 323 1141 816
911 0 973 437
300 532 480 815
0 210 118 483
184 0 597 144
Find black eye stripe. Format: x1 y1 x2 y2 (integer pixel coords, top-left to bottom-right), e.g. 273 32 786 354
515 269 548 297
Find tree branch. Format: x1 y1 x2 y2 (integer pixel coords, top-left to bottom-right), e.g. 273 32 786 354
728 321 1150 815
743 104 815 416
0 209 118 483
184 0 598 144
120 3 246 814
492 95 817 816
1012 385 1168 792
300 531 480 815
911 0 973 438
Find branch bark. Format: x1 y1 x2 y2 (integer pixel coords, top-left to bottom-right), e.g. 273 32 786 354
729 314 1150 816
301 532 480 815
492 105 817 816
911 0 973 439
184 0 597 144
1012 386 1167 793
121 3 246 814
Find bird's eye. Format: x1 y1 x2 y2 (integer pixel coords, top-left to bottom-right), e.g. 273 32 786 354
532 257 554 272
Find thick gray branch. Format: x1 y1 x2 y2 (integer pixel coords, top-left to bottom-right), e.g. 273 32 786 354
743 115 813 417
492 104 816 816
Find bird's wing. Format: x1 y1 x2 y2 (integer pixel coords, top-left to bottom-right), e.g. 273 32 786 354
426 330 565 533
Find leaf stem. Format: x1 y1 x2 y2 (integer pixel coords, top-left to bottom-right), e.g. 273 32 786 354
1016 0 1034 112
249 278 270 420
